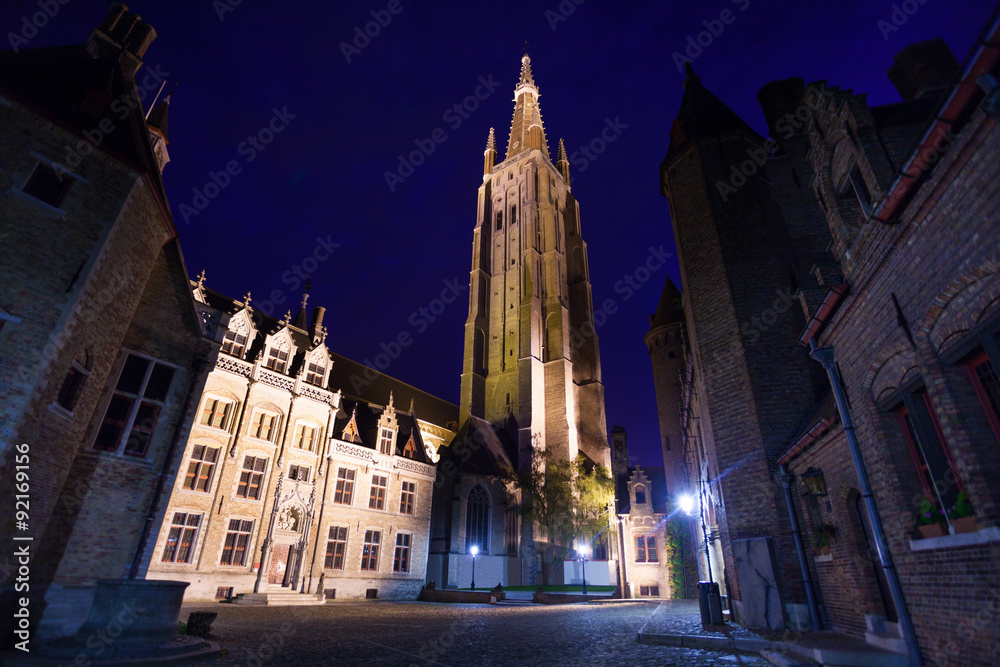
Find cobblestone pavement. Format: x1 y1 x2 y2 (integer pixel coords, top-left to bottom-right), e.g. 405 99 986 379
640 599 771 639
184 600 772 666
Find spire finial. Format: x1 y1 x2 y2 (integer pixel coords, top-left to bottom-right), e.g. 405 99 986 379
557 138 567 163
388 392 395 410
520 53 534 85
195 269 206 289
486 127 496 153
242 291 252 309
319 325 328 344
282 310 292 325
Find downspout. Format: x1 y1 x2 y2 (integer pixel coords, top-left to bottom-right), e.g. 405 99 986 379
305 406 336 594
128 357 208 579
779 464 822 631
809 341 923 666
618 516 630 599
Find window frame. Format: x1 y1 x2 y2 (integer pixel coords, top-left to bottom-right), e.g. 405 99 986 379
966 350 1000 444
219 518 254 566
221 330 248 358
324 526 348 570
182 444 220 493
466 485 490 554
265 346 289 373
360 529 381 571
393 533 412 573
294 422 318 452
235 455 268 500
634 484 646 505
333 467 355 505
22 161 73 208
161 512 202 564
249 410 279 442
378 427 394 455
369 474 388 510
199 396 233 431
399 480 416 515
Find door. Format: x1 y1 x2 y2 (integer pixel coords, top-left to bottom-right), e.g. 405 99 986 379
854 495 898 622
268 544 290 585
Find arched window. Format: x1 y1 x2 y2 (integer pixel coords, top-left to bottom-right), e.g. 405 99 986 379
466 486 490 553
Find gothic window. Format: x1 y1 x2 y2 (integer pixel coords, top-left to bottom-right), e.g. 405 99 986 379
305 361 326 386
324 527 348 569
393 533 412 573
334 468 355 505
399 481 416 515
505 506 519 556
200 397 232 430
369 475 387 510
221 330 247 358
183 445 219 492
220 519 254 566
361 530 381 571
466 486 490 553
265 346 289 373
161 512 201 563
250 411 278 441
23 162 72 207
236 456 267 500
634 484 647 504
92 354 175 458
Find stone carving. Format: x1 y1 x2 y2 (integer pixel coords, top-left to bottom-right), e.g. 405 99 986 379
277 506 302 532
333 441 373 461
216 355 253 378
394 458 435 477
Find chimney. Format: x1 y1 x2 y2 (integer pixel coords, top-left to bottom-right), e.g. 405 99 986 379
887 38 960 101
86 3 157 76
311 306 326 342
757 77 806 139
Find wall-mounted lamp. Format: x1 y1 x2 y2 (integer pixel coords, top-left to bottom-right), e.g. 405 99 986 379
802 468 827 496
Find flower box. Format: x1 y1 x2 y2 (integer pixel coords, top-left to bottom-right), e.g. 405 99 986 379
950 516 978 534
918 523 947 539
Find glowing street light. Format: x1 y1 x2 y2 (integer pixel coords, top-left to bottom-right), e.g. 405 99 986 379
577 542 591 595
678 494 695 516
470 545 478 590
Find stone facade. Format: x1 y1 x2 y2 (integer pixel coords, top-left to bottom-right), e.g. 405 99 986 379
658 24 1000 666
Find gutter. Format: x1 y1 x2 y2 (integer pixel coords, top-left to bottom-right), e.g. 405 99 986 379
871 9 1000 225
777 415 839 466
798 284 850 347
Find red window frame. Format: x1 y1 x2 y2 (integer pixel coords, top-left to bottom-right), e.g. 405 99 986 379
896 393 965 502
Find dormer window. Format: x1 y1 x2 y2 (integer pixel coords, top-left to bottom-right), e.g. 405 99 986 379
305 361 325 386
378 427 394 455
265 347 289 373
634 485 646 505
221 331 247 358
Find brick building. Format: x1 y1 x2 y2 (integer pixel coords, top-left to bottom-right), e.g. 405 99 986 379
656 17 1000 666
143 282 450 602
0 5 220 640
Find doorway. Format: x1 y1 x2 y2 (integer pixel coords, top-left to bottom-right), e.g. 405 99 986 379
268 543 290 586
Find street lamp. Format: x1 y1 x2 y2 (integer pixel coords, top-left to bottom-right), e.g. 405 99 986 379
680 489 723 625
678 491 712 583
577 542 591 595
470 545 478 590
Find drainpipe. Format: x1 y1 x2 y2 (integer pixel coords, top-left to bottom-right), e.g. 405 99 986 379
618 516 630 599
809 341 923 666
779 464 822 631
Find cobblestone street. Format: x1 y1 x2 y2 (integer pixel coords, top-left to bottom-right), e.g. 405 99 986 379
187 600 771 666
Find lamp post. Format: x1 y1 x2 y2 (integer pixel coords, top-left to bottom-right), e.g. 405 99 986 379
680 490 722 625
470 545 478 590
577 543 591 595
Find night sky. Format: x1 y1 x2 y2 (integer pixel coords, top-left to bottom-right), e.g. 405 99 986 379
5 0 994 466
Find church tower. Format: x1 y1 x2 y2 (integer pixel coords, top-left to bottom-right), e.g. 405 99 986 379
459 54 610 472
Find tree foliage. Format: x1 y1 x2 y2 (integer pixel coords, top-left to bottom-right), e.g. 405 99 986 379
518 448 616 564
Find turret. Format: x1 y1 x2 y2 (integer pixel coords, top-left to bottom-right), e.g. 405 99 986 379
483 127 497 176
556 138 570 186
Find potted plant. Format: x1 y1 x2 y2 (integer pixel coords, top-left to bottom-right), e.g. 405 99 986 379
812 524 836 555
948 492 977 534
917 497 946 538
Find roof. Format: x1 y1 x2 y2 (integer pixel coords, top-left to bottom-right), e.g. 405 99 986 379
439 416 517 478
505 54 551 160
332 397 434 465
649 275 684 330
663 63 763 164
617 465 670 515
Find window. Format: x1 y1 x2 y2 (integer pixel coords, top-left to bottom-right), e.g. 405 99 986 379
250 411 278 441
466 486 489 553
221 330 247 358
369 475 387 510
215 587 233 600
505 506 519 556
361 530 380 571
305 361 325 386
399 481 415 515
393 533 411 573
183 445 219 492
236 456 267 500
378 427 394 455
635 535 658 562
289 464 310 483
967 351 1000 442
496 211 503 231
265 346 289 373
639 585 660 597
23 163 72 207
511 204 517 225
847 164 872 217
56 362 89 412
220 519 254 566
200 398 231 430
634 485 646 504
93 354 175 457
324 527 348 569
161 512 201 563
402 434 418 459
294 423 317 452
896 389 961 513
334 468 355 504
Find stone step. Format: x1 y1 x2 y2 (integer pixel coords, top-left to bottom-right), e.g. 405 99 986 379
759 649 820 667
785 640 910 667
231 591 326 606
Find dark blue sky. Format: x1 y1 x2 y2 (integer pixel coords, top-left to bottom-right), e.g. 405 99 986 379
5 0 994 466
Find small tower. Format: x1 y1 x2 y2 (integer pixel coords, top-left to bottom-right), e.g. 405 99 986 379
556 138 571 186
610 425 629 478
483 127 497 177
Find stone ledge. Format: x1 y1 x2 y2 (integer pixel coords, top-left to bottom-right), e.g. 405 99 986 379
908 525 1000 551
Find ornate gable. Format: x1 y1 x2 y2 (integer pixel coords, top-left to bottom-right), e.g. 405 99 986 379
341 408 361 444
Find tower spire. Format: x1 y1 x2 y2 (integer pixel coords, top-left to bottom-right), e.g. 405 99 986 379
292 276 310 330
556 138 570 186
484 127 497 175
506 54 549 160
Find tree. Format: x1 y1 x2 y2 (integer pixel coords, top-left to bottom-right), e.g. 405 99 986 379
517 447 616 568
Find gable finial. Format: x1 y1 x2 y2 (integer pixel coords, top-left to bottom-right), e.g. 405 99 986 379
242 291 253 310
282 310 292 325
196 269 206 289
